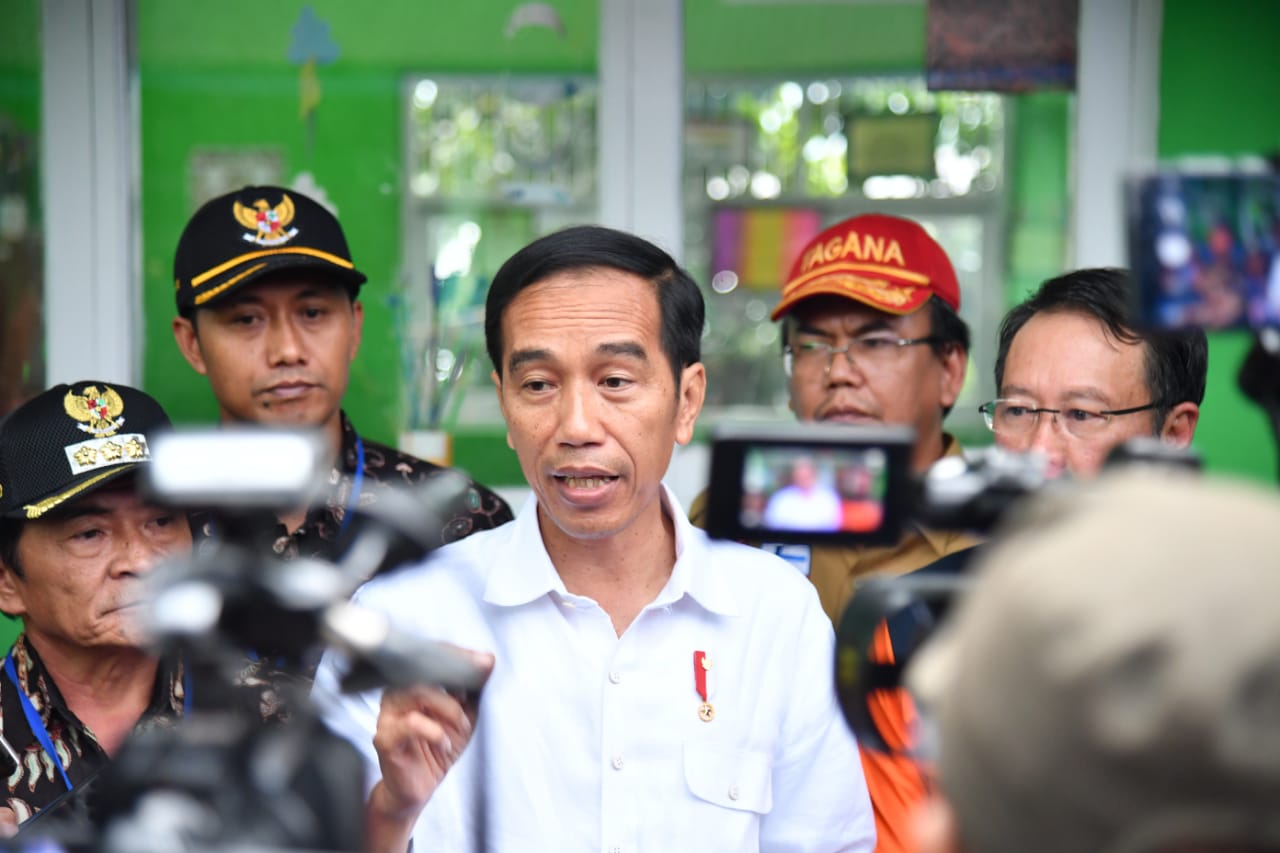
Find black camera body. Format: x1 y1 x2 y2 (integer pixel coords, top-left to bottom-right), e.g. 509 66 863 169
703 422 916 546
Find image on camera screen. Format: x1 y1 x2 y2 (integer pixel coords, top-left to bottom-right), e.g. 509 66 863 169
739 445 888 535
1128 172 1280 331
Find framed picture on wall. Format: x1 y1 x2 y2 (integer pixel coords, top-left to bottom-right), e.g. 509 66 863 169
846 113 938 184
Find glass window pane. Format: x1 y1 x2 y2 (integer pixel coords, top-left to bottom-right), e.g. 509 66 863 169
402 75 599 429
0 0 43 416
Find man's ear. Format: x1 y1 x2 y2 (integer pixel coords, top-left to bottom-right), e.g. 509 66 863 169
0 563 28 621
349 299 365 362
674 362 707 446
492 370 514 450
1160 401 1200 448
938 345 968 410
172 316 208 376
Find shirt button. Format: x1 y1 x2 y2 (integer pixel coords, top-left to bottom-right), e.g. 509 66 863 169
728 784 740 801
608 670 622 684
611 847 622 853
611 754 625 770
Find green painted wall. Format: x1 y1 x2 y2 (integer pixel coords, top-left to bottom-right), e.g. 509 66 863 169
0 0 40 650
1158 0 1280 482
1004 93 1071 309
685 0 925 75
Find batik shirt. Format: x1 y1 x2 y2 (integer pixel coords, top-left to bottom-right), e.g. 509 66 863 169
200 412 513 566
0 634 292 826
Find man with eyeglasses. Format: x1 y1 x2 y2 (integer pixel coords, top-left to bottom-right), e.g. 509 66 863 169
690 213 980 853
983 268 1206 478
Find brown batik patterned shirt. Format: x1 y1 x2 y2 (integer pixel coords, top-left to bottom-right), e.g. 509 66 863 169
199 411 514 567
0 634 293 826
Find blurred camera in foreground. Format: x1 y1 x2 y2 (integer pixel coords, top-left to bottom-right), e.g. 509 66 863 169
51 427 493 852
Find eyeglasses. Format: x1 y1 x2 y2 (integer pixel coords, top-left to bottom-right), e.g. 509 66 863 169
783 335 942 377
978 398 1161 439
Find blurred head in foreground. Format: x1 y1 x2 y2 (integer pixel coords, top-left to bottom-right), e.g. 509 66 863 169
909 469 1280 853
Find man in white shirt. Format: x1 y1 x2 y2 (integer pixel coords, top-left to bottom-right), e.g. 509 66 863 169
763 455 843 532
313 225 876 852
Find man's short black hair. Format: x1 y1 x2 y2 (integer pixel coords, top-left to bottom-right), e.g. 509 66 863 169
0 518 23 580
484 225 705 387
995 268 1208 431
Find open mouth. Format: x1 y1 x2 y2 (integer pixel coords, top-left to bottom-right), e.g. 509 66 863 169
555 474 619 490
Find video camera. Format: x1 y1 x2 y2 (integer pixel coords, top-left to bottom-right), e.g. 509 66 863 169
9 428 490 853
702 421 1057 547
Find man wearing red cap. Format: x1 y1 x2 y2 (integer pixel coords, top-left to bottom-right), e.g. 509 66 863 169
691 213 982 853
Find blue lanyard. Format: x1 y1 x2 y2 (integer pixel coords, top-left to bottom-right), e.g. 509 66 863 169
338 435 365 537
5 654 72 791
3 653 193 794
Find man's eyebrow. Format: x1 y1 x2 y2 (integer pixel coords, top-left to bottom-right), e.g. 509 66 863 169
1000 384 1112 405
507 348 552 374
294 286 340 300
218 292 263 309
597 341 648 362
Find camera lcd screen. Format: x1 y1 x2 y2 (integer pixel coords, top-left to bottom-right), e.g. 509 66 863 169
704 423 913 546
1127 172 1280 331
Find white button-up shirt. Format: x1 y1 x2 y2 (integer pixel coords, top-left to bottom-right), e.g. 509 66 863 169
313 487 875 852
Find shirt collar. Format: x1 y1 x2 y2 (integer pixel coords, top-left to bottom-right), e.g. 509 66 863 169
482 492 567 607
658 486 738 616
302 410 360 530
337 410 361 476
483 485 738 617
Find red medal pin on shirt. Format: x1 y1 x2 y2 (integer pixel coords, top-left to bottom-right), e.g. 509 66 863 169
694 650 714 722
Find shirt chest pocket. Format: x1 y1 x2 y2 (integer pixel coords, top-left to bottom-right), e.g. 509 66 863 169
683 742 773 814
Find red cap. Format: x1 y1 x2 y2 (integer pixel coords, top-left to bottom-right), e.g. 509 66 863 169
770 213 961 321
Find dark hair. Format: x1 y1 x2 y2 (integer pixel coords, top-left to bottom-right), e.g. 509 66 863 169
928 296 971 356
0 518 23 580
484 225 705 386
995 268 1208 431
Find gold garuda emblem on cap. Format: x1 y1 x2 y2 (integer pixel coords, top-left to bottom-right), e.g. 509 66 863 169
64 385 126 437
233 193 299 247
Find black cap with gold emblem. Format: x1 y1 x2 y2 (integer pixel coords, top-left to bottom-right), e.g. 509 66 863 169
0 381 171 520
172 185 367 315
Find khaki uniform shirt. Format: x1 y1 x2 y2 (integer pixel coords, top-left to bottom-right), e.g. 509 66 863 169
688 434 983 626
